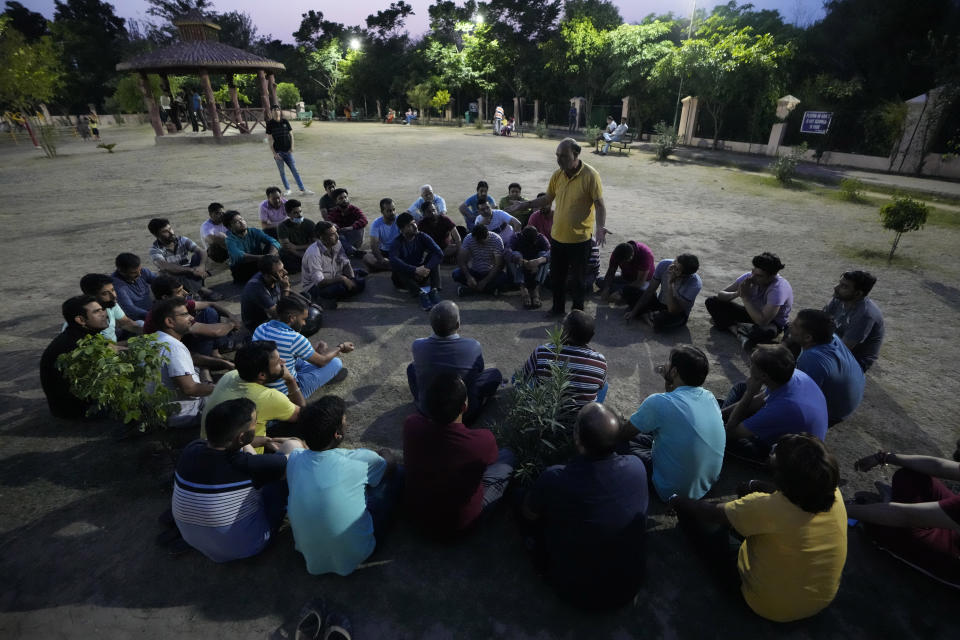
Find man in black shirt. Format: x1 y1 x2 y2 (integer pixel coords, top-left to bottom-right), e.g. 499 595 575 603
265 105 314 197
40 295 110 419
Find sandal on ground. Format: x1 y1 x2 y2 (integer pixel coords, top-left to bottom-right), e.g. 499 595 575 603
323 612 352 640
295 598 328 640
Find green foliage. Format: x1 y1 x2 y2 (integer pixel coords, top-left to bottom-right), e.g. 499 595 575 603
430 88 451 113
771 142 808 183
839 178 866 202
111 74 184 113
863 101 909 157
97 142 116 153
276 82 301 109
302 119 313 127
653 120 678 160
57 333 174 430
213 84 252 106
880 196 929 262
0 17 64 112
535 121 548 138
37 122 57 158
493 326 580 487
585 125 602 142
406 82 433 122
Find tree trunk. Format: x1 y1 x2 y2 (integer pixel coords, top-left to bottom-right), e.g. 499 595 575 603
888 232 902 263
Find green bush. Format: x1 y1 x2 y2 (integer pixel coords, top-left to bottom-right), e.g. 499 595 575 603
585 125 602 143
474 119 484 130
276 82 301 109
653 121 678 160
771 142 808 184
879 195 928 262
493 326 580 487
839 178 866 202
535 121 548 138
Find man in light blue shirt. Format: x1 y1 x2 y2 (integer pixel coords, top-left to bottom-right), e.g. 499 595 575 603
286 396 401 576
407 184 447 219
363 197 400 272
622 345 725 501
457 180 497 232
790 308 865 425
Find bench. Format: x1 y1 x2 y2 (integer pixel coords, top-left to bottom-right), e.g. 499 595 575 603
595 131 635 155
296 111 313 121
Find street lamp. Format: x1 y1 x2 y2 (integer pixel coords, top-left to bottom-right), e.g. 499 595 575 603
474 14 484 25
349 38 361 51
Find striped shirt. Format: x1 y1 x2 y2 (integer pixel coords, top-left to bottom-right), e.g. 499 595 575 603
150 235 199 268
461 233 505 273
252 319 315 394
173 472 261 528
524 343 607 407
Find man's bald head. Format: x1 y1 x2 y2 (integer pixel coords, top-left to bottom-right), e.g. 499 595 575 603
575 403 620 457
429 300 460 337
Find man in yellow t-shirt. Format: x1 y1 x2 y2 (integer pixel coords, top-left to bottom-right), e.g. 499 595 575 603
669 433 847 623
201 341 304 453
508 138 609 317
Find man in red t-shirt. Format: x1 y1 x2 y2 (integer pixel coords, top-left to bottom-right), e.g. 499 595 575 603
403 376 515 538
597 240 654 307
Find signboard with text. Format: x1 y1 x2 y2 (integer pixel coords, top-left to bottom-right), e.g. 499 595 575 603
800 111 832 134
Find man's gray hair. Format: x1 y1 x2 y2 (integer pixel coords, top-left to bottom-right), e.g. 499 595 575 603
420 184 433 194
558 137 581 156
429 300 460 337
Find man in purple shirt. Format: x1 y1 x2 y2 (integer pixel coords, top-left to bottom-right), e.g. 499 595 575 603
111 252 157 321
705 252 793 349
259 186 287 239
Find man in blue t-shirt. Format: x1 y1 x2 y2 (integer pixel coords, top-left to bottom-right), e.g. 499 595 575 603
172 398 302 562
790 309 865 425
722 344 828 459
622 345 725 501
457 180 496 233
286 396 402 576
522 403 648 610
363 198 401 272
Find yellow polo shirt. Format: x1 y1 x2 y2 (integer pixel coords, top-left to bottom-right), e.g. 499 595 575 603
724 489 847 622
547 161 603 244
200 370 297 453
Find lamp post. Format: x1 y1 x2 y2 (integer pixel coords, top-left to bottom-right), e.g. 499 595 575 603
672 0 697 132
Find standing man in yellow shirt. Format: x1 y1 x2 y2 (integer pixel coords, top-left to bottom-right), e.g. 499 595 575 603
508 138 609 317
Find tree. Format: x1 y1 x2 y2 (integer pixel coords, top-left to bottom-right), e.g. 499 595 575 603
605 21 676 128
2 1 48 40
365 1 414 41
110 73 184 112
276 82 301 109
563 0 622 30
0 16 63 112
51 0 128 112
294 9 345 48
543 16 612 126
216 10 258 50
431 88 451 116
406 82 433 122
879 196 928 262
304 38 344 112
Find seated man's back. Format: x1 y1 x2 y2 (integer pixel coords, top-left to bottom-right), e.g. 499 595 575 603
744 369 828 445
412 334 483 406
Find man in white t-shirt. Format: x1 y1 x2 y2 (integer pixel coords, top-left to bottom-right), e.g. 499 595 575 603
201 202 229 263
600 120 629 155
76 273 142 342
474 200 521 248
153 297 216 427
363 197 400 272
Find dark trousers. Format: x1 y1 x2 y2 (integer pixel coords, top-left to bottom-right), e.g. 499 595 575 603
452 267 510 294
366 466 405 542
279 248 303 274
308 271 368 301
179 252 206 296
207 243 229 263
261 478 289 533
230 261 259 285
631 298 689 332
550 238 592 314
392 267 440 296
704 297 780 343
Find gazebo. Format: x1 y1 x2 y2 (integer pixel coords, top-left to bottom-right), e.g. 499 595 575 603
116 11 285 140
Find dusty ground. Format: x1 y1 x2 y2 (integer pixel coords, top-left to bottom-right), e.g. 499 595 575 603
0 122 958 639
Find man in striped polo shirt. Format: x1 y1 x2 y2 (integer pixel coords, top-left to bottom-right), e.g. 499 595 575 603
522 310 608 407
453 224 510 297
252 297 353 399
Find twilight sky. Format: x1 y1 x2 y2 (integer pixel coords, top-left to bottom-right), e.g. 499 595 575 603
22 0 826 42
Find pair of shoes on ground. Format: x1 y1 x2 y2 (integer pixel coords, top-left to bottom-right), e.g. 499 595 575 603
284 188 316 196
295 598 352 640
520 288 542 309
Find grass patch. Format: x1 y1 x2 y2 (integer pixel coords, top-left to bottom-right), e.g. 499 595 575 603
926 205 960 228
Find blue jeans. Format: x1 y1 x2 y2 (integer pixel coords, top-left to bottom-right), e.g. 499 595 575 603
481 448 516 511
294 357 343 398
596 382 609 403
274 151 304 191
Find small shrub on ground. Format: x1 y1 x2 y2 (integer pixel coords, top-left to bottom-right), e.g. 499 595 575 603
585 125 602 143
771 142 808 184
839 178 866 202
535 121 548 138
653 120 678 160
474 119 484 130
879 195 928 263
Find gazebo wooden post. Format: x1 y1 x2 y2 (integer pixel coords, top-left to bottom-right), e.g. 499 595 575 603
228 74 247 133
137 71 164 137
257 69 271 119
159 73 181 131
198 68 221 139
267 72 279 110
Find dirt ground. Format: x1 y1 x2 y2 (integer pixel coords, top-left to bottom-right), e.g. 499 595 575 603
1 122 958 639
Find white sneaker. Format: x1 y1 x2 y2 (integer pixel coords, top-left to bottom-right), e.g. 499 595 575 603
283 189 293 196
300 188 315 195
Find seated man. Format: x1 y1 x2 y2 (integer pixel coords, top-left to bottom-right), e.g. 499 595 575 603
705 251 793 347
77 273 142 342
507 226 550 309
620 345 725 501
318 178 337 221
457 180 496 234
201 340 305 451
172 398 301 563
600 119 628 155
454 224 509 297
112 252 157 321
151 297 216 428
253 297 352 399
670 433 847 623
147 217 216 299
848 445 960 588
407 300 502 425
624 254 702 332
259 186 287 239
326 188 368 258
498 182 533 226
241 254 317 333
363 198 400 272
390 212 443 311
418 200 460 262
276 199 316 274
823 270 884 371
404 376 514 538
41 295 109 419
223 210 283 285
474 200 521 248
201 202 229 264
527 192 553 241
522 310 608 407
521 403 648 610
302 221 367 309
146 275 240 364
789 309 865 426
597 240 655 306
722 345 828 461
599 115 617 138
286 396 401 576
407 184 448 219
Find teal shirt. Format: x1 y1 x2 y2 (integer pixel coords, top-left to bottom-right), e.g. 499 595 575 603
629 386 725 501
225 228 281 266
286 447 386 576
